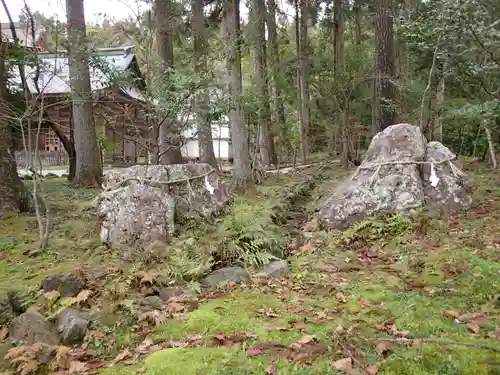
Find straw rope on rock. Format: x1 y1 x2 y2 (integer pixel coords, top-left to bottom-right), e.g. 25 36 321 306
318 124 472 230
98 164 232 249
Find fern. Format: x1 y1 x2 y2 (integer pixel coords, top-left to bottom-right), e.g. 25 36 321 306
219 202 286 268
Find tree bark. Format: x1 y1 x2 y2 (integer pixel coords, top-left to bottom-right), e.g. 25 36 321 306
353 0 362 44
334 0 348 168
0 38 22 219
267 0 287 160
66 0 102 187
374 0 396 132
223 0 253 189
252 0 277 166
192 0 218 170
155 0 185 164
433 73 444 142
296 0 309 163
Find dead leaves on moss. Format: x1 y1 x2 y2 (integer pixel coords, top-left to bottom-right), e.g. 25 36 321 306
246 334 327 366
5 344 106 375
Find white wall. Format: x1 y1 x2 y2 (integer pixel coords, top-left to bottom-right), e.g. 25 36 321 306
181 122 230 160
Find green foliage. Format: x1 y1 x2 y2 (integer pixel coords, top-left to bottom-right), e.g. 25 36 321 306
218 201 286 268
342 213 414 244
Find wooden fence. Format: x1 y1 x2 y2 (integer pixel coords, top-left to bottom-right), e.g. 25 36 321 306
14 151 69 167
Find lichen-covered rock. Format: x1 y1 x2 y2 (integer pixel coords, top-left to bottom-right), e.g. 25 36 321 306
57 308 89 345
256 260 290 278
422 141 473 213
319 124 471 230
40 274 85 297
98 164 232 249
201 266 250 289
319 124 426 230
9 309 59 346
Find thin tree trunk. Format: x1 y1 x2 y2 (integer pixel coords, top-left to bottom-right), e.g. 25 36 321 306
374 0 396 132
296 0 309 163
66 0 102 187
252 0 277 166
223 0 253 189
193 0 218 170
155 0 185 164
483 123 497 169
334 0 348 168
433 74 444 142
354 0 362 44
267 0 287 160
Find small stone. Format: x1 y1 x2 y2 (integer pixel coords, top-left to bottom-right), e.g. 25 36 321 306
57 308 90 345
201 266 250 289
158 287 184 302
366 252 378 258
139 296 163 310
9 309 59 346
40 274 85 297
256 260 290 279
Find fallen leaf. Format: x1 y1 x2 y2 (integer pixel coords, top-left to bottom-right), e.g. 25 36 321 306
287 306 302 314
376 342 393 357
138 270 156 286
467 321 480 334
212 332 257 347
458 312 484 323
75 289 92 304
265 365 277 375
112 349 132 364
136 368 146 373
93 331 106 340
366 365 379 375
68 360 87 374
296 334 316 345
443 310 459 320
335 292 347 303
333 357 352 372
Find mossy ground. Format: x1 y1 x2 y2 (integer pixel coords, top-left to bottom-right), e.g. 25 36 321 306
0 164 499 375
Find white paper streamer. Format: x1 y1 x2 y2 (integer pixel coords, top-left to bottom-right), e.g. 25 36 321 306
204 175 215 195
429 163 440 187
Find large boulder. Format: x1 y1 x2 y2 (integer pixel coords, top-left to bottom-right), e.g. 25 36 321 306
319 124 472 230
9 309 59 346
98 164 232 249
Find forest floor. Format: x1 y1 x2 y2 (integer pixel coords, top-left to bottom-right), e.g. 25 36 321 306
0 161 499 375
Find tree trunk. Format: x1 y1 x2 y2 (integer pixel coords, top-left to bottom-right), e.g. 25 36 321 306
66 0 102 187
296 0 309 163
0 39 22 219
374 0 396 132
354 0 362 44
267 0 287 160
155 0 185 164
252 0 277 166
223 0 253 189
433 74 444 142
334 0 348 168
192 0 218 170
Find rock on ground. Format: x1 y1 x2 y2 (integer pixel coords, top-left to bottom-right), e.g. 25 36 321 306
40 274 85 297
98 164 232 249
256 260 290 278
57 308 90 345
10 309 59 346
319 124 472 230
201 266 250 289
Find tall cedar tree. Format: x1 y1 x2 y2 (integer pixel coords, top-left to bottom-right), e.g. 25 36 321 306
66 0 102 187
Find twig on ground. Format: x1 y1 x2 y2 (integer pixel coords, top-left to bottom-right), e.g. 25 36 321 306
378 337 500 352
